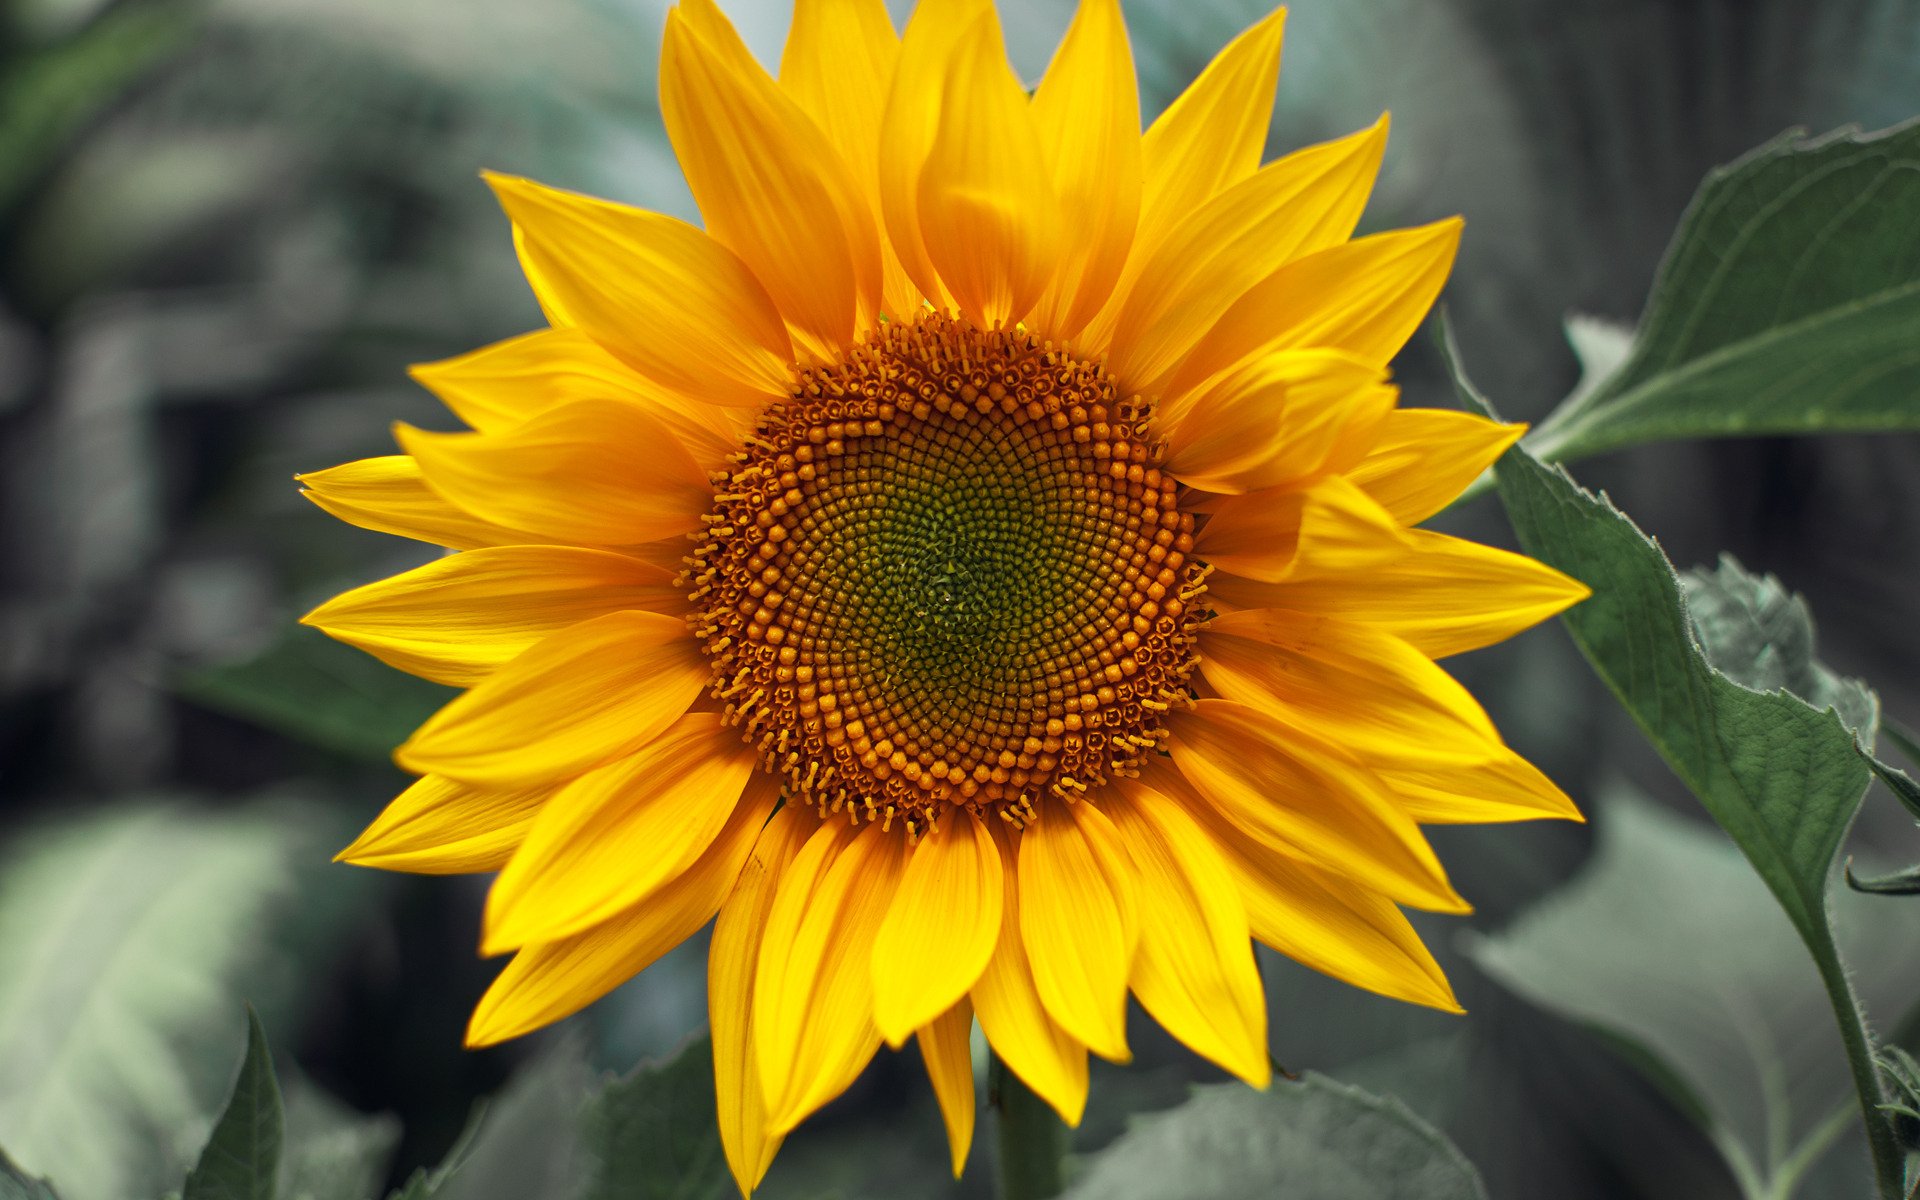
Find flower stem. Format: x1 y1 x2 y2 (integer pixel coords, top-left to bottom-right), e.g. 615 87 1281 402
1808 922 1907 1200
992 1052 1069 1200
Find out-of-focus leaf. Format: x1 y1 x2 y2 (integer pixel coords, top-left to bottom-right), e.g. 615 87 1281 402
0 2 194 220
1449 329 1873 964
419 1040 589 1200
1528 121 1920 462
1680 556 1879 743
579 1035 729 1200
0 803 340 1200
1470 795 1920 1198
182 1009 283 1200
276 1074 398 1200
177 627 452 763
0 1150 62 1200
1057 1075 1488 1200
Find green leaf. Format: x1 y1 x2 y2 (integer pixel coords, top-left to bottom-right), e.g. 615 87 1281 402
1528 119 1920 462
1468 794 1920 1198
579 1035 729 1200
183 1009 283 1200
409 1040 590 1200
276 1073 399 1200
0 803 344 1200
1452 334 1873 957
178 628 453 763
0 1150 62 1200
1057 1075 1487 1200
1679 556 1879 742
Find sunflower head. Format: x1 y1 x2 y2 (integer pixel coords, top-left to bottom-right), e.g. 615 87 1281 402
299 0 1588 1192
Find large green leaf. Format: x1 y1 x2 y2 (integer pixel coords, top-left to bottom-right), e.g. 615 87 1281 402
1455 337 1873 954
0 803 342 1200
182 1009 283 1200
1057 1075 1487 1200
578 1035 729 1200
1469 795 1920 1198
1527 120 1920 462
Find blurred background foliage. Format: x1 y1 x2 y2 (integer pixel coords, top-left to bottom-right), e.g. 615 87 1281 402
1 0 1918 1197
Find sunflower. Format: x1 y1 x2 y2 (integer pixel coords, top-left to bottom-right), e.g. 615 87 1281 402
301 0 1587 1190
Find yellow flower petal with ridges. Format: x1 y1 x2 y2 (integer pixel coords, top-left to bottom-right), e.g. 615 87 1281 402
409 327 742 466
871 810 1002 1047
299 3 1593 1189
302 546 680 687
1027 0 1140 341
481 716 769 954
396 610 707 787
1017 798 1137 1064
1172 699 1467 913
297 456 546 550
971 826 1090 1126
754 820 904 1135
1108 782 1270 1087
780 0 918 319
711 806 811 1196
465 778 779 1045
918 999 977 1177
488 173 793 406
664 0 881 358
1345 408 1528 525
336 774 551 875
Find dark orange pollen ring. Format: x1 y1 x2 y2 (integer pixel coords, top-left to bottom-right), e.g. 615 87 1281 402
686 313 1206 838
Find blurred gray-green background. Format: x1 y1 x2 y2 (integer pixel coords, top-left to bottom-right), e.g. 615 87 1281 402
3 1 1919 1197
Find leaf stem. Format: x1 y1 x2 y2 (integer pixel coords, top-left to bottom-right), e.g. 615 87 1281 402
1807 922 1906 1199
992 1052 1069 1200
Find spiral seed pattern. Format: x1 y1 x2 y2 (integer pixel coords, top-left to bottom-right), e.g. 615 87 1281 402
688 314 1206 837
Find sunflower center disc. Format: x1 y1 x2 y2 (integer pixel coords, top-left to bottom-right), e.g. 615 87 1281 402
688 313 1207 835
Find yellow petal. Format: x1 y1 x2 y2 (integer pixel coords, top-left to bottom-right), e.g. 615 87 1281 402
970 825 1089 1126
336 774 551 875
486 172 793 407
1136 6 1285 252
712 806 813 1196
877 0 991 313
1162 350 1396 495
464 780 777 1047
1167 217 1463 398
1027 0 1141 342
872 812 1002 1047
396 400 710 547
1380 754 1584 825
780 0 919 320
1198 608 1505 768
302 546 680 687
1142 755 1460 1012
1170 698 1466 912
915 14 1060 327
1345 409 1526 526
408 327 742 467
755 819 904 1134
1106 782 1270 1087
513 221 576 328
918 999 976 1178
298 456 546 550
396 609 708 787
1111 117 1387 396
1196 475 1410 584
663 1 880 358
1017 797 1137 1063
481 715 766 954
1210 528 1591 659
